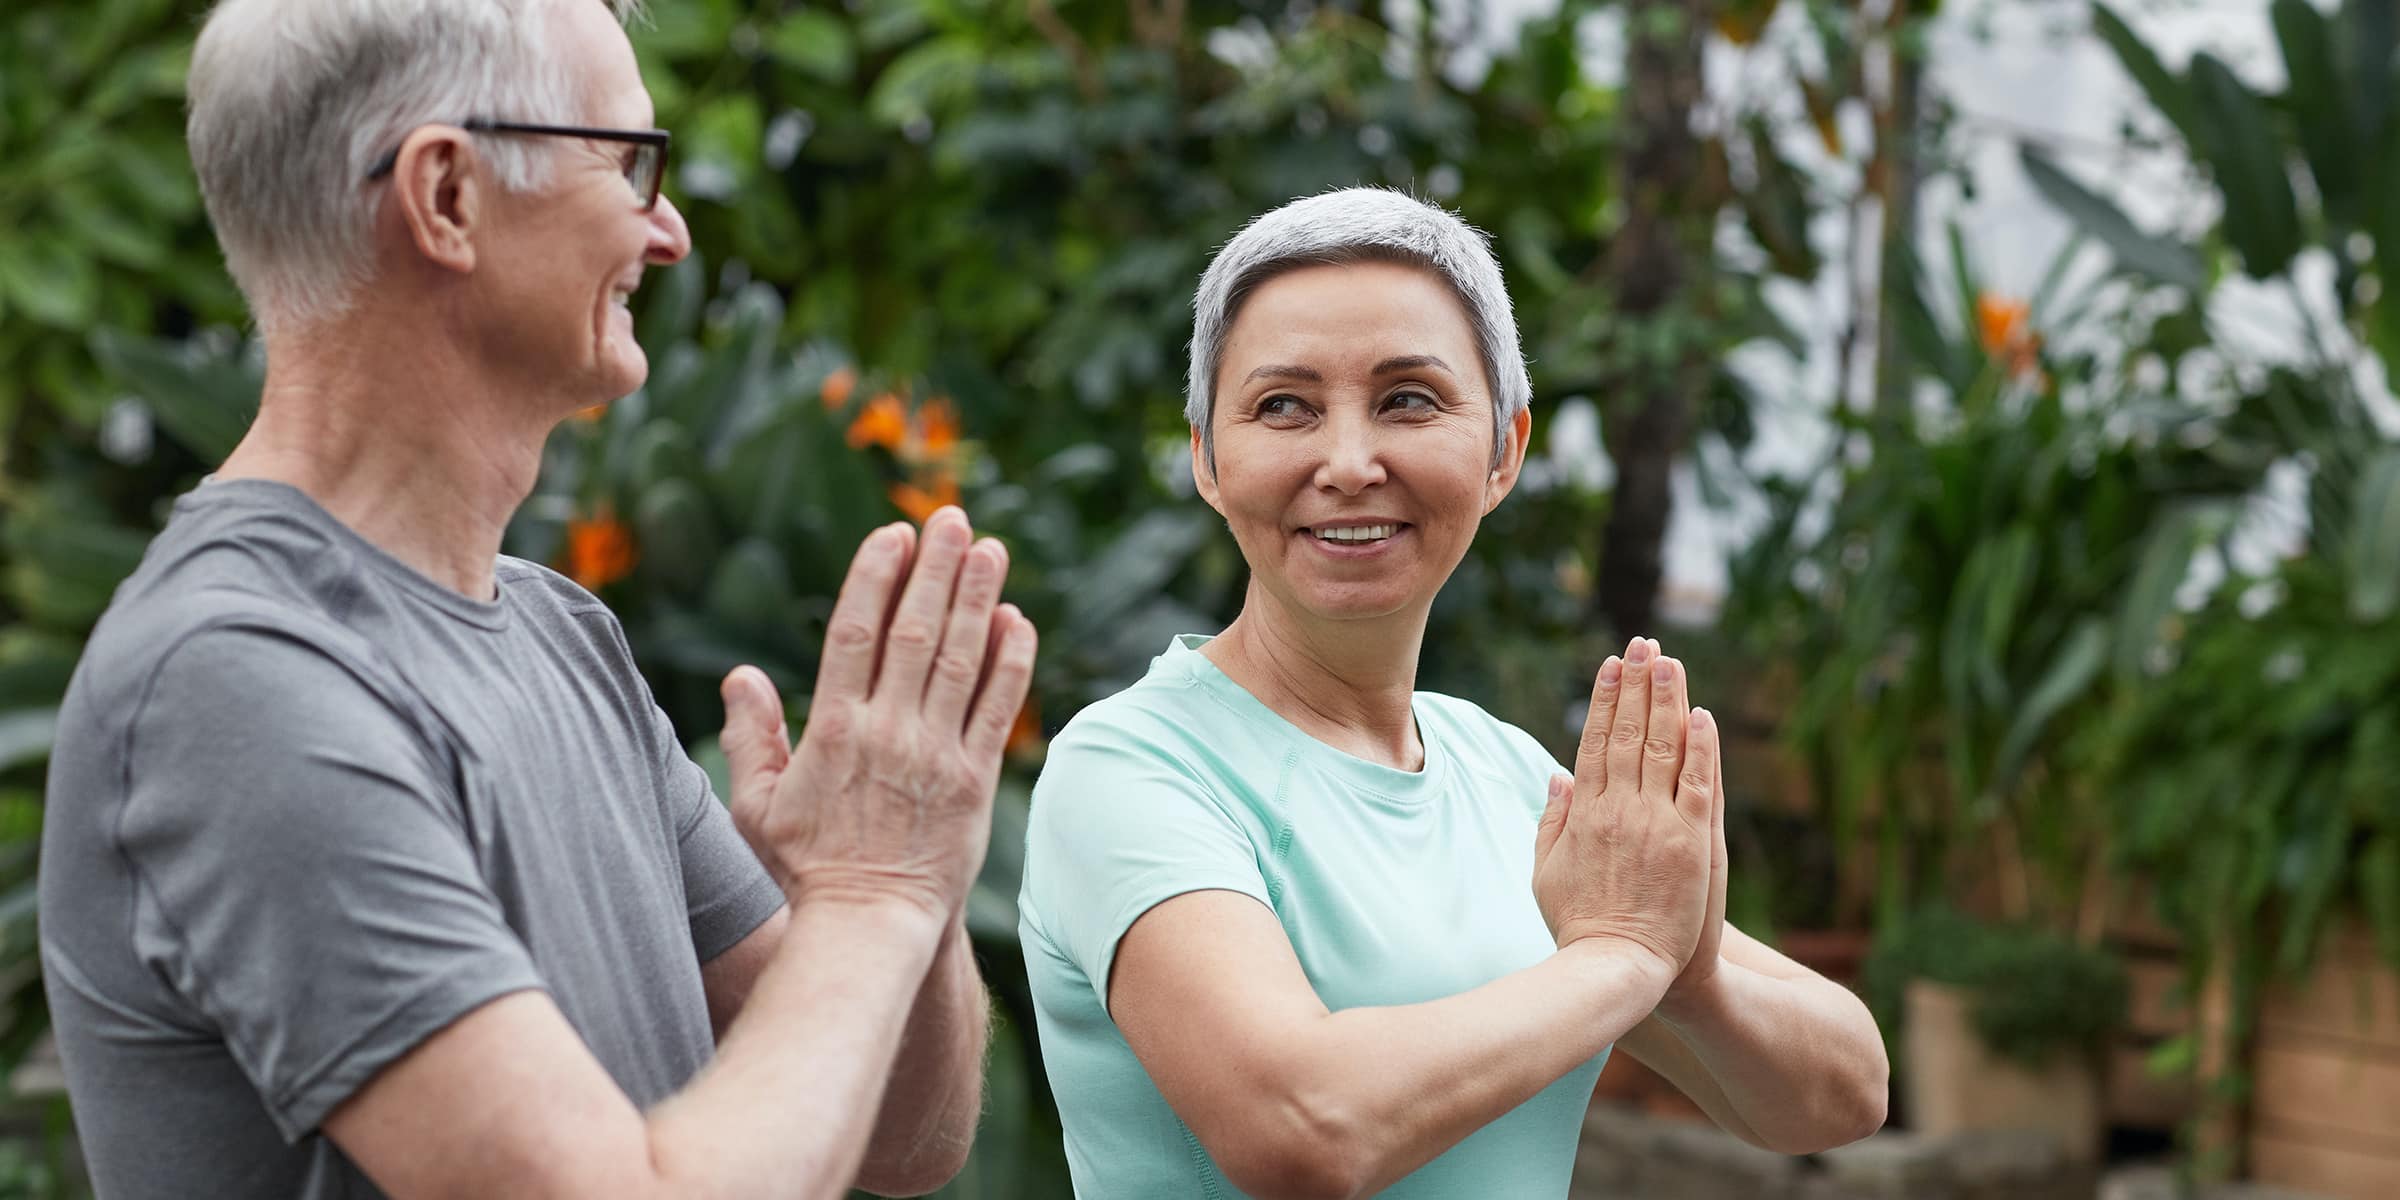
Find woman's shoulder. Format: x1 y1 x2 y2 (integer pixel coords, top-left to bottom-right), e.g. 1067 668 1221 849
1414 690 1567 782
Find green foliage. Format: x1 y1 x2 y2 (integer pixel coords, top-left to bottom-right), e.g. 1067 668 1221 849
1730 229 2267 929
1864 906 2128 1067
0 0 245 444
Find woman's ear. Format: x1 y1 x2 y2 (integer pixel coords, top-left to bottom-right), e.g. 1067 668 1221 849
1482 405 1533 515
1190 426 1225 516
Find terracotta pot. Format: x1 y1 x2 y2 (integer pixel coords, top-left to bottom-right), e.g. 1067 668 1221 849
1901 979 2103 1161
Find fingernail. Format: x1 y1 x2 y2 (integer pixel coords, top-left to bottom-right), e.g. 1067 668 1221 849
1600 657 1621 686
1654 659 1673 683
1692 708 1714 730
1627 640 1652 665
1645 638 1661 657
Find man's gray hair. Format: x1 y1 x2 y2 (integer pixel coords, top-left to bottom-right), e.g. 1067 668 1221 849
188 0 645 334
1184 187 1532 467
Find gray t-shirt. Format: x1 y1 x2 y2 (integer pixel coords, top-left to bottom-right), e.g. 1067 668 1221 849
38 479 786 1198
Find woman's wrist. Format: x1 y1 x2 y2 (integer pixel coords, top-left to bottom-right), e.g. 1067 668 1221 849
1651 956 1739 1030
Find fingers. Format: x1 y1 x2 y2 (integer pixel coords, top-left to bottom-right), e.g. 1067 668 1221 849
1640 649 1691 798
813 524 913 703
922 538 1009 731
872 508 973 704
964 606 1038 765
1604 637 1655 795
719 665 790 762
1571 656 1623 794
1535 773 1572 860
1679 707 1720 829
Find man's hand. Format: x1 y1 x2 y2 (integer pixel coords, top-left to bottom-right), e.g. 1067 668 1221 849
1532 636 1721 988
720 507 1036 924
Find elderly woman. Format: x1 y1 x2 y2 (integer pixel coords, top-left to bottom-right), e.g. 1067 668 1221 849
1018 188 1886 1199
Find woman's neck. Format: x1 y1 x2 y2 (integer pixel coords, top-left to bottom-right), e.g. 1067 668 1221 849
1201 581 1430 771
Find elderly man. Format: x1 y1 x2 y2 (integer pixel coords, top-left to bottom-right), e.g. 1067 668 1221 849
36 1 1032 1196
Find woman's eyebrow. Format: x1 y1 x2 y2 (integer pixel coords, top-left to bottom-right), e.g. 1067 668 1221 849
1244 364 1323 384
1373 354 1452 375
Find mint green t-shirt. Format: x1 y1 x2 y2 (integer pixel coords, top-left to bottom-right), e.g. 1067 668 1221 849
1019 635 1611 1198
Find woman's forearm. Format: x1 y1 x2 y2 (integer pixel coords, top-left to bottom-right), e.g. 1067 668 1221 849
1253 938 1673 1199
1643 959 1889 1154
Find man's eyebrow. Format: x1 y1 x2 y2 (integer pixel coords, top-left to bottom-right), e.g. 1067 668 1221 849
1243 364 1324 384
1373 354 1453 375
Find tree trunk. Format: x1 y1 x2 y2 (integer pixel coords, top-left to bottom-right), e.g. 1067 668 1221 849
1597 0 1715 639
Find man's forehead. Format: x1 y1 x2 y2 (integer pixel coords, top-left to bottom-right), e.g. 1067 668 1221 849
553 0 651 121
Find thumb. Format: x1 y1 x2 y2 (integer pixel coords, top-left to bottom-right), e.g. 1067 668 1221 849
1535 773 1572 860
719 666 790 800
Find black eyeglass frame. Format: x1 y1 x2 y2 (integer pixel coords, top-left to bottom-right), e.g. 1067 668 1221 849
365 119 672 211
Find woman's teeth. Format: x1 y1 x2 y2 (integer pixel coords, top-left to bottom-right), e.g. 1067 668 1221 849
1314 525 1395 543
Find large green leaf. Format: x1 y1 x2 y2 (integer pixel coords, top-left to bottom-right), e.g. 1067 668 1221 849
2091 2 2203 146
764 9 855 85
1991 619 2107 792
2273 0 2359 223
89 326 261 462
2188 53 2302 279
2019 147 2206 293
2344 448 2400 621
2114 506 2211 683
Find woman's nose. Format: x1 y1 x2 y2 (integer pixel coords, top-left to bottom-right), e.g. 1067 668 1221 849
1313 417 1388 495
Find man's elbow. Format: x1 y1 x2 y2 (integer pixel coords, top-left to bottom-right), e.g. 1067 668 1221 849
853 1137 974 1198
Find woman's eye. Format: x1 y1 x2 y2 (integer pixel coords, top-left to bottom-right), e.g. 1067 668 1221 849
1385 390 1438 413
1259 395 1307 419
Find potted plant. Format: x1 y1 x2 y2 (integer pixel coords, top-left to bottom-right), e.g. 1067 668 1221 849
1865 906 2129 1160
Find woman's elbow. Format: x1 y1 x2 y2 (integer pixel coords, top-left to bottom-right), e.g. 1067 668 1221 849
1212 1090 1377 1200
1772 1042 1890 1154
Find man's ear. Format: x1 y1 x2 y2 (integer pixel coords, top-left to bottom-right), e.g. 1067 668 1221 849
1190 425 1225 516
1482 405 1533 515
387 126 481 276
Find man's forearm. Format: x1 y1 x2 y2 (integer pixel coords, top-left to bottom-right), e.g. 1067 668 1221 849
856 923 989 1195
1648 960 1889 1154
645 898 947 1200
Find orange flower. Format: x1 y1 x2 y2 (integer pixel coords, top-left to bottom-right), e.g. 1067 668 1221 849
819 365 858 412
846 393 908 450
562 510 637 591
914 397 959 458
1005 697 1043 759
886 474 961 523
571 402 609 423
1975 292 2042 380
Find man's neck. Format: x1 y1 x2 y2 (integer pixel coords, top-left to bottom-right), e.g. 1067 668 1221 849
1202 582 1431 772
215 313 565 601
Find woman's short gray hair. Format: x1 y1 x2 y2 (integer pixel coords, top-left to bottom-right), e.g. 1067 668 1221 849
1184 187 1532 467
187 0 645 334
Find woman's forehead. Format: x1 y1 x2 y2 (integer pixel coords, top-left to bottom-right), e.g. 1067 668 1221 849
1223 262 1481 370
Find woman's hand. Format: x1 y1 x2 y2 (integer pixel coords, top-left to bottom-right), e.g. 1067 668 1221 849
1533 636 1722 988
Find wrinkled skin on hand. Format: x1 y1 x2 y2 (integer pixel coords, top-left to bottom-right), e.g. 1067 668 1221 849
1532 635 1725 995
717 508 1038 923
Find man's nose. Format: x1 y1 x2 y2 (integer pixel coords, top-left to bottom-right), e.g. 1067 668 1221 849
646 193 693 265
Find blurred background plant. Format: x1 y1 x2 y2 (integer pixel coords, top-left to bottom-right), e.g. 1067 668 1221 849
6 0 2400 1195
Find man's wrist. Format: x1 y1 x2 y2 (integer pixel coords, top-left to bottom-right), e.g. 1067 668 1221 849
786 883 954 947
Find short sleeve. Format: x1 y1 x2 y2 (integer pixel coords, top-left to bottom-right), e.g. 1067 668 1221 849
1021 724 1272 1015
571 594 781 962
118 627 546 1141
652 707 783 962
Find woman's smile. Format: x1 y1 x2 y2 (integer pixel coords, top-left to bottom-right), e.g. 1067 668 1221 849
1298 520 1413 558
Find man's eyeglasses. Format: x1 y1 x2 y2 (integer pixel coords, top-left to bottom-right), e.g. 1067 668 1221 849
365 119 671 211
